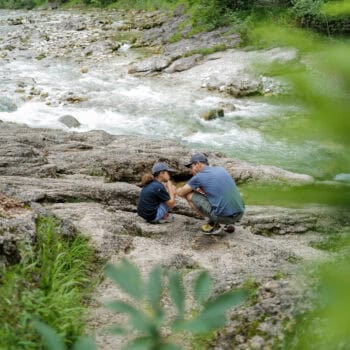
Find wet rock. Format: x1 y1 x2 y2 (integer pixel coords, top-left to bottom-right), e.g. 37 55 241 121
0 96 17 112
16 77 36 88
207 74 263 97
128 55 172 74
218 101 236 112
8 17 23 25
200 108 224 121
80 67 89 73
35 52 46 60
58 115 81 128
65 95 88 104
164 54 202 73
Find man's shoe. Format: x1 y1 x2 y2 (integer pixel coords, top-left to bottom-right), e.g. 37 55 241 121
201 222 222 235
224 225 235 233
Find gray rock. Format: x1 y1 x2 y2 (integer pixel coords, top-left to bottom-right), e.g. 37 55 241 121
0 121 315 185
218 101 236 112
58 115 81 128
206 73 263 97
16 77 36 88
200 108 224 121
163 28 240 59
241 206 349 236
0 213 36 266
128 55 172 74
161 253 198 270
164 54 202 73
250 335 265 350
0 97 17 112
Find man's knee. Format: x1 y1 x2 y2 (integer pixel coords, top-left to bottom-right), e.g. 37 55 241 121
185 192 193 202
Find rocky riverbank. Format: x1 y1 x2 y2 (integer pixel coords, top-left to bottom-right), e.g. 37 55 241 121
1 8 349 350
1 120 349 349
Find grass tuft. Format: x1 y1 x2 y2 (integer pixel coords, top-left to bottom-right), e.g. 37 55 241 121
0 216 99 350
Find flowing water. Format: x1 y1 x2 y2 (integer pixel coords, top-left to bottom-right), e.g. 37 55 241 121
0 9 348 181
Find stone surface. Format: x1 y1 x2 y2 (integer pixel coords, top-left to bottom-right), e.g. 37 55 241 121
128 55 172 74
0 122 314 185
200 108 225 121
58 115 81 128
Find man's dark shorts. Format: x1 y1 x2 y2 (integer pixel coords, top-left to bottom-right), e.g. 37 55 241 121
192 192 243 224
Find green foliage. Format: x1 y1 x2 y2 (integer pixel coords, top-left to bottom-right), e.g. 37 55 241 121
0 0 35 9
0 216 97 350
104 259 248 349
34 321 96 350
291 0 350 35
240 182 350 208
309 232 350 252
252 3 350 349
282 254 350 349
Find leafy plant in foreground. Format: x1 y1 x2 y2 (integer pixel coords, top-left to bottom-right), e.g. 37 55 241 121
33 321 96 350
104 259 248 349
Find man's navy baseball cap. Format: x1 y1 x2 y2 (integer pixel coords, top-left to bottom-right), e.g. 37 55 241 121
152 162 176 175
185 153 208 168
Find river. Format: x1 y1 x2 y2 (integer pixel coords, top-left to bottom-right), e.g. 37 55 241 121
0 9 348 181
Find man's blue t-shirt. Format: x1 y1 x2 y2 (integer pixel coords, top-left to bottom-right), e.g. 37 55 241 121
137 180 170 221
188 166 244 217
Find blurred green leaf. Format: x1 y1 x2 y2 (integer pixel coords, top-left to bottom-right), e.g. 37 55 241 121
169 271 185 317
322 0 350 16
72 336 96 350
202 289 248 319
180 314 226 333
32 321 65 350
123 336 155 350
178 289 248 334
105 259 144 300
158 343 183 350
147 266 163 312
106 301 152 334
105 325 128 336
193 271 212 305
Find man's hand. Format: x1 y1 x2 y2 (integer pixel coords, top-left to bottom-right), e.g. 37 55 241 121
177 184 193 198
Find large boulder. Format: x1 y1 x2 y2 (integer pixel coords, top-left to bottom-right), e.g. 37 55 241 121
164 54 202 73
206 73 263 97
0 121 314 185
128 55 172 74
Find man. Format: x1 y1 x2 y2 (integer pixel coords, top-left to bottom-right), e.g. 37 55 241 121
177 153 244 234
137 162 177 224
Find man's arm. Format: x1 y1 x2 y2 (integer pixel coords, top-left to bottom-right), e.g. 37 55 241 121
177 184 193 198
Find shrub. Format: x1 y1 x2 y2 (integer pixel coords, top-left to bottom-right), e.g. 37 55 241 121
292 0 350 35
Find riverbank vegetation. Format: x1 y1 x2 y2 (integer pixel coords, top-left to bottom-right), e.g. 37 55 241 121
1 0 349 41
0 216 99 350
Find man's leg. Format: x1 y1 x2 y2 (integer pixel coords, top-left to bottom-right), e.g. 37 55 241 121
185 192 206 218
216 212 244 233
187 192 222 233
